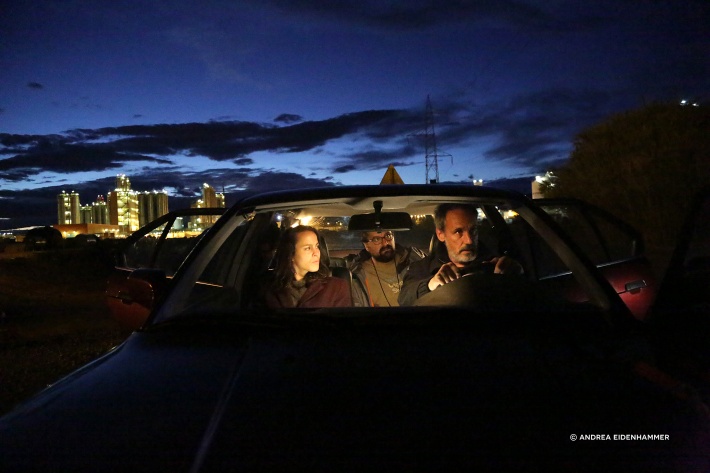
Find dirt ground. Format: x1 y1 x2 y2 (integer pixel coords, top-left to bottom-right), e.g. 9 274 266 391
0 247 132 415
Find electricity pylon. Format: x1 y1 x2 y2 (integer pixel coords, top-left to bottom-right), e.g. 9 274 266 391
410 95 452 184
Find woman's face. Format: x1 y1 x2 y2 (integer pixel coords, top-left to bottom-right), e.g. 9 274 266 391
292 230 321 280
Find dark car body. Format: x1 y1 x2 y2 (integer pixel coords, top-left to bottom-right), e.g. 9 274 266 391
1 185 708 472
646 187 710 397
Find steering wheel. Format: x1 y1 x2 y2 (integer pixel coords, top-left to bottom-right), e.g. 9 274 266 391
412 272 545 312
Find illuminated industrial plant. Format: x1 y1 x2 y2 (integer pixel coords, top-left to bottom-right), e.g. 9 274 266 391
54 174 225 238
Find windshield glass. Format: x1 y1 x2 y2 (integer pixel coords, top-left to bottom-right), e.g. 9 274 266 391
153 194 608 324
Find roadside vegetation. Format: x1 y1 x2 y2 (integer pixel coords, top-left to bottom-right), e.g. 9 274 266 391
0 245 131 415
542 101 710 251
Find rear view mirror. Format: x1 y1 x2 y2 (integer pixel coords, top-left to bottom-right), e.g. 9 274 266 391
348 212 413 231
348 199 413 231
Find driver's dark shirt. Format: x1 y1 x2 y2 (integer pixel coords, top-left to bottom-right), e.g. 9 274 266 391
398 243 492 306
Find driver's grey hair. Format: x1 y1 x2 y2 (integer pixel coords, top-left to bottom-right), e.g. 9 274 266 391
434 203 478 230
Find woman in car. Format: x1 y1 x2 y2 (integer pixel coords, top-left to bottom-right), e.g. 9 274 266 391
263 225 352 308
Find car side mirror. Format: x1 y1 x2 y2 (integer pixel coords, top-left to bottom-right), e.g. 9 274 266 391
106 269 168 330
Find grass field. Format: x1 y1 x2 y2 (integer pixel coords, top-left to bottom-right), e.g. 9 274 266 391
0 247 132 415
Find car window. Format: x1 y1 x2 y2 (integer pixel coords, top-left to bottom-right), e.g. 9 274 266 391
586 212 640 262
123 222 169 269
122 214 221 277
537 205 608 266
178 204 522 311
492 208 555 279
537 202 642 267
156 197 608 323
318 217 434 258
154 232 206 276
196 217 254 287
175 207 433 314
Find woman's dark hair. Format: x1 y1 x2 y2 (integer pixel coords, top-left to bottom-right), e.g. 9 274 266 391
271 225 329 289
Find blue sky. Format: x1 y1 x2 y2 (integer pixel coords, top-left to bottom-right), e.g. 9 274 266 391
1 0 707 228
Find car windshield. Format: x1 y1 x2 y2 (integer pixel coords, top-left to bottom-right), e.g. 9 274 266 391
152 191 617 324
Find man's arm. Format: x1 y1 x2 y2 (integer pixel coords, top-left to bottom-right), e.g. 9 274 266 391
350 273 371 307
401 257 470 305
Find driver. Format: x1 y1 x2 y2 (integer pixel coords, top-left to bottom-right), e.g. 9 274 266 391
398 203 522 306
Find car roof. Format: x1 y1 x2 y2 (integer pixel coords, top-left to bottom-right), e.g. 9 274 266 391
229 184 529 216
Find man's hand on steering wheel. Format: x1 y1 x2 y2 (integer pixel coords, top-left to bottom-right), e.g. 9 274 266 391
487 255 524 275
428 256 524 292
428 262 461 291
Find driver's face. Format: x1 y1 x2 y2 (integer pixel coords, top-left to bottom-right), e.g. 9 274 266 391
436 208 478 267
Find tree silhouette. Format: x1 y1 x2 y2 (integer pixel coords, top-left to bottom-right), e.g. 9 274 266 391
543 102 710 248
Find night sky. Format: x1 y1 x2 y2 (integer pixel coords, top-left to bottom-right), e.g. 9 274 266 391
1 0 707 228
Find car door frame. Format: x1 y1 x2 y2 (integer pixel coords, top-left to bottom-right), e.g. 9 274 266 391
522 198 657 320
105 208 226 329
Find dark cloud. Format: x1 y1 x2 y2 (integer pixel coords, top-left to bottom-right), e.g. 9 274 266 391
266 110 407 153
274 113 303 124
101 110 398 159
0 87 625 189
133 114 144 118
0 170 33 181
263 0 607 32
27 82 44 90
0 86 652 228
333 165 356 174
246 171 335 191
0 135 173 181
424 88 620 169
334 148 418 173
0 110 404 179
320 87 619 175
9 83 630 184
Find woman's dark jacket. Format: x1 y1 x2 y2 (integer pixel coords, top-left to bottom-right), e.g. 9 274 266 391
265 277 352 308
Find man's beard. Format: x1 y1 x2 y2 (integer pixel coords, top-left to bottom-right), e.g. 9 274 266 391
372 245 395 263
449 244 477 265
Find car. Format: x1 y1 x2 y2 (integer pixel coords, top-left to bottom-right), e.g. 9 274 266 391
107 200 658 330
0 184 708 471
534 198 658 320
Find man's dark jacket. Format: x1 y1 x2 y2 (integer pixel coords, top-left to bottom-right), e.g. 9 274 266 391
348 246 425 307
398 241 492 306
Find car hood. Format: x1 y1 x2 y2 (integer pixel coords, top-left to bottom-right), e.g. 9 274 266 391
0 323 243 472
0 310 708 472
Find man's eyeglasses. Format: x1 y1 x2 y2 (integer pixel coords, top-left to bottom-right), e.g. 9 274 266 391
363 233 394 244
